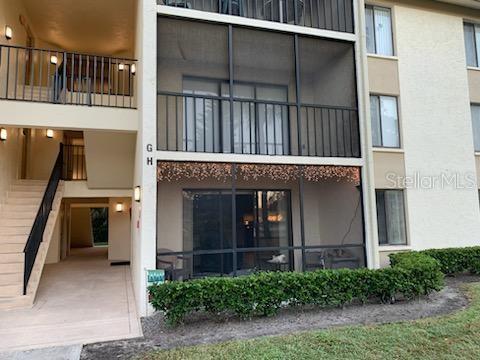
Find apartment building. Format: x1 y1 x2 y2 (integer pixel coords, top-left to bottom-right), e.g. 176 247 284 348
0 0 480 345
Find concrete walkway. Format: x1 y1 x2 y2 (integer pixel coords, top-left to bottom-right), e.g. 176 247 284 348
0 247 141 352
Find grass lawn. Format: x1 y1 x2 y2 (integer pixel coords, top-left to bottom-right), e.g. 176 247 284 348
139 282 480 360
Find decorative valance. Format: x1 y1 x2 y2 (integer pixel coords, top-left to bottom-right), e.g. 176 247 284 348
157 162 360 185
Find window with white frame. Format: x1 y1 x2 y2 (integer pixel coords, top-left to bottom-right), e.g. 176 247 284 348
464 22 480 67
376 189 407 246
365 5 394 56
370 95 400 148
471 104 480 152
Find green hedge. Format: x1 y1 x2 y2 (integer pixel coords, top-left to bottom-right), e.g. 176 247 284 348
149 252 443 325
390 246 480 276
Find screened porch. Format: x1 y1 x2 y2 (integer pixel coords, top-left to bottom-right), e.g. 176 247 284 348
156 162 365 280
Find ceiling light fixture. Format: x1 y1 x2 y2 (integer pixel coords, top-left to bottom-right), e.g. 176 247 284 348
134 186 141 202
0 128 7 141
5 26 12 40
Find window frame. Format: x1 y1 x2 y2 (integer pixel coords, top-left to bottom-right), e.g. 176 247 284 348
370 94 401 149
375 189 408 246
365 4 395 57
470 103 480 152
464 21 480 68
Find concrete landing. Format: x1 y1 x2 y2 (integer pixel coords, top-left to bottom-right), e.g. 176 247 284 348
0 247 141 351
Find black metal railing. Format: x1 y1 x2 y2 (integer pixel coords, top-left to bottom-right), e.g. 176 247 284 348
157 92 360 157
0 45 137 108
158 0 354 33
63 145 87 180
23 144 63 295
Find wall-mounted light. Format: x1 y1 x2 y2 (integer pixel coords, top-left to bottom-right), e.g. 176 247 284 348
115 203 124 212
134 186 141 202
46 129 54 138
5 26 12 40
50 55 58 65
130 64 136 75
0 128 7 141
118 63 125 71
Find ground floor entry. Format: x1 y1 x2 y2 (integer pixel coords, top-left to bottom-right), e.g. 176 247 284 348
0 247 141 351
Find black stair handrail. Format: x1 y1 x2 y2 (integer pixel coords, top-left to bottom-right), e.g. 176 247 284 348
23 143 63 295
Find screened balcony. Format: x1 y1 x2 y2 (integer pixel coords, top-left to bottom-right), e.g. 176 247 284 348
156 162 366 280
157 18 360 158
157 0 354 33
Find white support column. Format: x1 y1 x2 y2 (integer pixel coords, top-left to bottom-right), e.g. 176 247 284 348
353 0 380 268
131 0 158 316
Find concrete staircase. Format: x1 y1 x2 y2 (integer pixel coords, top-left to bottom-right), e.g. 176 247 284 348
0 180 64 309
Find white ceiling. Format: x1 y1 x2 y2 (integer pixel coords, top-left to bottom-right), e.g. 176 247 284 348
23 0 136 57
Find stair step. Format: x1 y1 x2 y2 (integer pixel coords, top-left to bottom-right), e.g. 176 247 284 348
6 197 41 205
0 235 28 244
0 294 32 310
10 184 46 192
0 243 25 253
14 180 48 185
0 283 23 297
7 191 43 199
0 272 22 286
0 253 24 264
1 204 39 212
1 226 31 236
0 211 37 219
0 218 33 227
0 262 23 274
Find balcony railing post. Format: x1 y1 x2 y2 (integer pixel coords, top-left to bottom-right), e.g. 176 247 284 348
294 34 303 156
63 51 67 104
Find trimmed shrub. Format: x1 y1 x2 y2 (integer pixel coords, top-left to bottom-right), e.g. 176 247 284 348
390 246 480 276
149 252 443 325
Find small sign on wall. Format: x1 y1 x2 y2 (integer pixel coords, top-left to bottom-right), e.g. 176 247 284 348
146 269 165 287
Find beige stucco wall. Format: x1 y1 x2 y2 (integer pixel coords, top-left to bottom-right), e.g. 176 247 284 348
0 127 23 206
27 128 63 180
70 207 94 248
0 0 31 47
373 151 406 188
157 177 364 270
367 56 400 96
468 69 480 104
84 131 136 189
108 197 132 262
394 4 480 249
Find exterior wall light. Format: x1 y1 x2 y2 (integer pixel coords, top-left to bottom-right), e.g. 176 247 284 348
50 55 58 65
5 26 12 40
118 63 125 71
46 129 54 138
0 128 7 141
130 64 136 75
134 186 141 202
115 203 124 212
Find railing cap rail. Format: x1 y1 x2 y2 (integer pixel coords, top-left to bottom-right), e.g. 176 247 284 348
157 90 358 111
0 43 137 62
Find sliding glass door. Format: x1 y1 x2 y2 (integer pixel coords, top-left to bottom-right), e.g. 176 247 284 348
183 189 292 278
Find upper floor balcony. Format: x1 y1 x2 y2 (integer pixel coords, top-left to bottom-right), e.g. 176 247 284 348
157 17 360 158
0 0 138 132
157 0 354 33
0 45 137 109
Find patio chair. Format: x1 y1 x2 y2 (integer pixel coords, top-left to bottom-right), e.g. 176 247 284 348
157 248 191 281
304 250 327 271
